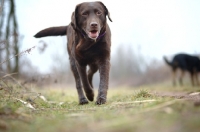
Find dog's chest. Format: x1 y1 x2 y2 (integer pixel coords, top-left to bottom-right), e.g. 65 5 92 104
75 42 108 64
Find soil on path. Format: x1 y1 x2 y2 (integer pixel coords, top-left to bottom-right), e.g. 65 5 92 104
153 91 200 106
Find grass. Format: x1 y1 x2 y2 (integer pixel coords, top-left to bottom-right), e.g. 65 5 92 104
0 81 200 132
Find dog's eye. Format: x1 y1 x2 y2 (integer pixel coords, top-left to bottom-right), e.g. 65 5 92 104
96 11 102 15
82 12 88 16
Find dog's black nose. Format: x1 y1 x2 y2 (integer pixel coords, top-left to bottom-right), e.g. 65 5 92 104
90 22 98 27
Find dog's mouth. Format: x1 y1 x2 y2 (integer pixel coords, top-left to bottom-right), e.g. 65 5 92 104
88 30 99 39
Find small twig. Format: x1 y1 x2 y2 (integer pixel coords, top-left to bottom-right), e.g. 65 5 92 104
189 92 200 96
15 98 36 110
0 72 17 80
0 46 36 65
112 100 157 105
0 71 28 90
0 79 13 94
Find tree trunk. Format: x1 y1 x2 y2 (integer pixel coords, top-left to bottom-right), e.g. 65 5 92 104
4 0 19 77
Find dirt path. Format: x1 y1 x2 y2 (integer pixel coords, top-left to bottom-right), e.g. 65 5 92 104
153 91 200 106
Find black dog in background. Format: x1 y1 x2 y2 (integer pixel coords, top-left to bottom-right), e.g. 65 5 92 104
164 53 200 86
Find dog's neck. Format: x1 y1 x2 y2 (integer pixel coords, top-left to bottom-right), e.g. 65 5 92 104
76 37 96 51
75 32 105 59
97 31 106 40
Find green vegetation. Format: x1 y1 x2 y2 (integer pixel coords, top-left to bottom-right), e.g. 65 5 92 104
0 81 200 132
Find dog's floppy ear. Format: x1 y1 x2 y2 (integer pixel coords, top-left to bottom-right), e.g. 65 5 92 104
71 4 80 30
71 12 76 30
98 2 112 22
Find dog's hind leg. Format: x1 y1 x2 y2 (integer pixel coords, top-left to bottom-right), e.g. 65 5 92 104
190 72 195 86
172 68 177 86
70 57 89 105
195 73 199 86
179 70 185 86
193 69 199 86
88 64 98 88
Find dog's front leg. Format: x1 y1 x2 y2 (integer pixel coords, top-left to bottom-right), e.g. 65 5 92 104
76 62 94 101
69 57 88 105
96 60 110 105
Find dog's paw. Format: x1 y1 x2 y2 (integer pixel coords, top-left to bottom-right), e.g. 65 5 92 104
96 96 106 105
79 98 89 105
86 90 94 101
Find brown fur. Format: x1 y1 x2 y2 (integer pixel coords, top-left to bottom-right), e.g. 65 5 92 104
34 1 112 105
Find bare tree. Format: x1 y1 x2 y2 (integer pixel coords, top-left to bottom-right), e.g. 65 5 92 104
0 0 20 77
0 0 3 14
0 0 5 71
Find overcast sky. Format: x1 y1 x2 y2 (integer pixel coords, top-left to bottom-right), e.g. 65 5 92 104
15 0 200 73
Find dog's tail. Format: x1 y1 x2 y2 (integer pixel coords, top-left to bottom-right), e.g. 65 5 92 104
34 26 68 38
163 56 173 66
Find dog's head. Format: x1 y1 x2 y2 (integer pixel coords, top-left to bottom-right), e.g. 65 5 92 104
71 1 112 41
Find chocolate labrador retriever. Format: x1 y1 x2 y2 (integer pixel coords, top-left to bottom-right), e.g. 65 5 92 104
34 1 112 105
